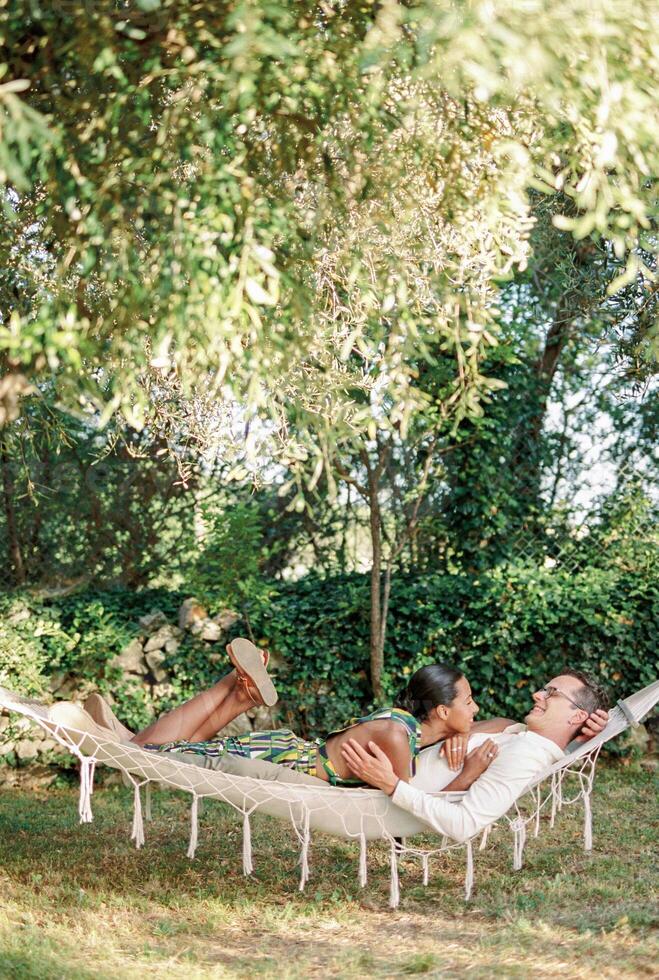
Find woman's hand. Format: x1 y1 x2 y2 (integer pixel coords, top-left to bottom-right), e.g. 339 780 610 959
575 709 609 742
440 734 469 771
340 738 399 794
455 739 499 788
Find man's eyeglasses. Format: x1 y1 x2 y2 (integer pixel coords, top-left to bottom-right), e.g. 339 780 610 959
539 686 585 710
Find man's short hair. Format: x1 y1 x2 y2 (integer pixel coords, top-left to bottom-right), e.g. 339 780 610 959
561 668 610 717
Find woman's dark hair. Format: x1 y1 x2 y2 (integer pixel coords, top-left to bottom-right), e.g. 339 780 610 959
395 664 464 721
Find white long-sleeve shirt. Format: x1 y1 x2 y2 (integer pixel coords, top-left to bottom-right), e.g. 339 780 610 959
392 725 564 843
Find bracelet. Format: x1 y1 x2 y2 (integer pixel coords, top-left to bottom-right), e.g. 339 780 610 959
388 778 400 797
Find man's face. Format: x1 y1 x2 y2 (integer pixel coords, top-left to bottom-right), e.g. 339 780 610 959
525 674 587 735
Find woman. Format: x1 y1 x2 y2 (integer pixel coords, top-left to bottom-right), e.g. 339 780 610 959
86 638 497 788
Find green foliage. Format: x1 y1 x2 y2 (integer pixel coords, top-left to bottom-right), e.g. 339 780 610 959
2 564 655 746
0 588 185 733
1 1 657 455
0 0 655 765
0 397 199 589
253 573 372 735
256 566 658 737
188 501 275 624
0 594 72 696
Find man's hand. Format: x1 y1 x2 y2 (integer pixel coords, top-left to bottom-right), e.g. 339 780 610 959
440 733 469 771
575 708 609 742
340 738 399 794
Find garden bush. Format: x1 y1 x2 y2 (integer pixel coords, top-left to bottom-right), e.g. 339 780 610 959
254 565 657 737
1 563 656 748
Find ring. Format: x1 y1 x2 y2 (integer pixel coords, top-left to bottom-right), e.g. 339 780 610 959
488 752 494 758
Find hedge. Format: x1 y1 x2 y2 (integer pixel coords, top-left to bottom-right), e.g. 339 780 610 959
1 564 656 750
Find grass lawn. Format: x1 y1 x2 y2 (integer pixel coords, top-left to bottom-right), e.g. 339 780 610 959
0 764 656 979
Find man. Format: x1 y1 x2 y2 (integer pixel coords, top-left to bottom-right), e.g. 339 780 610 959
340 670 609 843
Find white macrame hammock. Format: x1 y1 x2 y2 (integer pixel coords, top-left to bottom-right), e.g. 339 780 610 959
1 679 657 908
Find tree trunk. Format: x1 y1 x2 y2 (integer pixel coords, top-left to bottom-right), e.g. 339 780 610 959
508 295 573 519
510 236 598 509
379 562 393 656
340 441 398 701
368 484 384 701
0 440 25 586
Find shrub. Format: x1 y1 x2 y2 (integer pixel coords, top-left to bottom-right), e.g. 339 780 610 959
1 565 655 750
253 565 657 737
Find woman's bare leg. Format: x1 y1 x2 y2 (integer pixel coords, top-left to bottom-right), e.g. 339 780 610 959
131 672 254 746
187 679 256 742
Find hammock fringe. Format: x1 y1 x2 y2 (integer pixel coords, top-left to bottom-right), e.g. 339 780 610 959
389 840 400 909
359 833 368 887
298 811 311 891
583 791 593 852
187 795 198 859
78 758 95 824
0 678 656 909
131 784 145 849
512 817 526 871
242 810 253 875
422 853 430 887
464 840 474 901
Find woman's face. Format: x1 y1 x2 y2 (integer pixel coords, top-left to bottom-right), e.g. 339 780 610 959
443 675 479 733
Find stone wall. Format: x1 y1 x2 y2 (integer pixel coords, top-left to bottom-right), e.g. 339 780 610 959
0 598 281 780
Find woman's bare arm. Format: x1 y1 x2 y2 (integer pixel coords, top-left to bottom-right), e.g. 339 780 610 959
369 726 414 781
441 739 499 791
439 718 515 771
326 721 412 783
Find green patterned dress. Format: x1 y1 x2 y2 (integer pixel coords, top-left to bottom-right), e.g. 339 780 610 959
144 706 422 786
